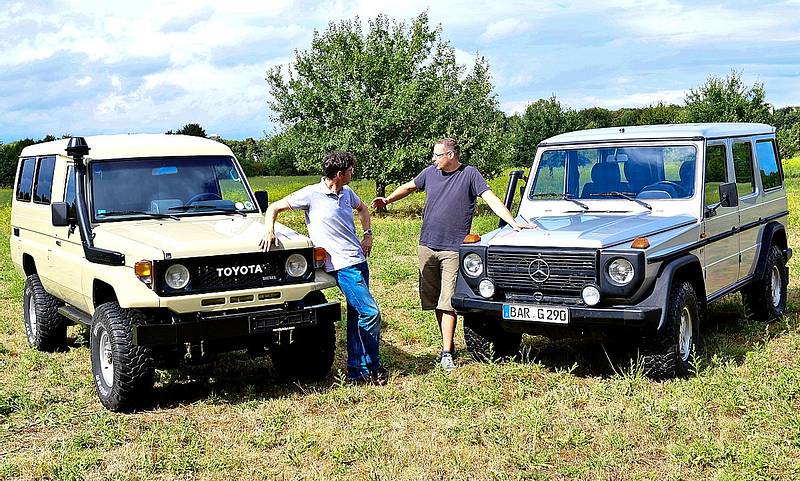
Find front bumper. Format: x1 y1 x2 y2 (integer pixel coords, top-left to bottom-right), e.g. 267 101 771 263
132 301 341 346
452 295 661 331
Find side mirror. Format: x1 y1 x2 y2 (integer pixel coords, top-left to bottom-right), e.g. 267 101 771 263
705 182 739 218
719 182 738 208
51 202 70 227
254 191 269 212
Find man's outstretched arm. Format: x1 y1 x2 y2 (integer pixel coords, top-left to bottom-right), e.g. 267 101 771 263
371 180 418 209
480 190 536 231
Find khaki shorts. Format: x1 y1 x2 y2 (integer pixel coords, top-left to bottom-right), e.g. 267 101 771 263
418 245 459 312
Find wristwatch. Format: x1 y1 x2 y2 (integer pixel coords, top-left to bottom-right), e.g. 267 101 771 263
363 229 373 236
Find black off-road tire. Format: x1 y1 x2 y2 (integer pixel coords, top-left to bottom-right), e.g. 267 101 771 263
90 302 155 412
269 292 336 381
641 280 701 379
463 314 522 362
742 245 788 322
23 274 67 352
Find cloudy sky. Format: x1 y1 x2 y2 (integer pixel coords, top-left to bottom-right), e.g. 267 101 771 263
2 0 799 142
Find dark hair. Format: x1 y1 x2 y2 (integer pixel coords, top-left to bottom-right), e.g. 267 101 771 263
435 138 460 157
322 151 355 179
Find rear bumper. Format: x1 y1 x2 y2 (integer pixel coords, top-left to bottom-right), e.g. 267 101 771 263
132 301 341 346
452 295 661 331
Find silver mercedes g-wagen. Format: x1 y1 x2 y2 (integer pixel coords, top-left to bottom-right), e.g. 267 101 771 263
453 123 790 377
10 135 340 411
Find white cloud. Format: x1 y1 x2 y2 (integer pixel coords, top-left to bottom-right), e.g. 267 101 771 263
481 18 531 42
614 1 800 44
564 89 687 109
2 0 799 142
500 99 532 115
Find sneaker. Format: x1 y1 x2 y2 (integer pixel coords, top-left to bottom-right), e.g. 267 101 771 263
439 351 456 371
371 366 390 386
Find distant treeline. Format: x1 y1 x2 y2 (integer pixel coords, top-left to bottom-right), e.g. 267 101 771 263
2 97 799 187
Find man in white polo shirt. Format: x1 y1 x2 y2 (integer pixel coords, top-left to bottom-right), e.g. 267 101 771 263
262 151 386 385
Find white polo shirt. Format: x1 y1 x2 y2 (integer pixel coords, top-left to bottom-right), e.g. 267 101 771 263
285 179 366 272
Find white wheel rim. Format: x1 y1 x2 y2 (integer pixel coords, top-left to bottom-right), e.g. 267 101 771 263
679 306 693 362
27 294 38 339
99 331 114 387
770 265 782 308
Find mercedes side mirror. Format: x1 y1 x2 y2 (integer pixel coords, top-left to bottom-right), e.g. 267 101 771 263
705 182 739 217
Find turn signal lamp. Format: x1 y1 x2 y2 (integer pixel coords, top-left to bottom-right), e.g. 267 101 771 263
631 237 650 249
134 260 152 285
463 234 481 244
313 247 327 268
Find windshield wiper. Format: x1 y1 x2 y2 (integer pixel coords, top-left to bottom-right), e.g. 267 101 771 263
593 192 652 211
168 204 247 217
530 192 589 210
99 210 181 221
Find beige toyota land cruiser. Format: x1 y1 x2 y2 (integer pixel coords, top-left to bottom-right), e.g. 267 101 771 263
10 135 340 411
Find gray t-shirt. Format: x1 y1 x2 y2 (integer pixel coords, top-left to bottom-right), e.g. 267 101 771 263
285 180 365 272
414 164 490 251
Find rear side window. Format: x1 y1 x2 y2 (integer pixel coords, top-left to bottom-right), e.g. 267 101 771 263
15 157 36 202
756 139 782 190
33 156 56 204
732 141 755 197
704 144 727 205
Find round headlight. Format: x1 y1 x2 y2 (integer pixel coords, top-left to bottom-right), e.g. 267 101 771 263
478 279 495 298
164 264 190 290
608 258 635 285
285 253 308 277
582 285 601 306
463 253 484 278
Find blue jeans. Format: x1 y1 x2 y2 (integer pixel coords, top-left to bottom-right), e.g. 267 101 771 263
334 261 382 379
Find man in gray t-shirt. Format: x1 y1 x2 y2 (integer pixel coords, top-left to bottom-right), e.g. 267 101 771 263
264 151 387 385
372 138 535 371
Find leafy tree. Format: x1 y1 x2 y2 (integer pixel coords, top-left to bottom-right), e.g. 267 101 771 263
266 12 506 198
0 139 37 187
682 70 771 123
167 123 207 137
576 107 615 129
636 102 682 125
778 123 799 160
509 95 576 166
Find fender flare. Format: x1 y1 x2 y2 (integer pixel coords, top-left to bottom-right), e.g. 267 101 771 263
752 222 789 281
637 254 704 331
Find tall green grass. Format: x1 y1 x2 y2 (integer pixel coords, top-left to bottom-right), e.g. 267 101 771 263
1 170 799 480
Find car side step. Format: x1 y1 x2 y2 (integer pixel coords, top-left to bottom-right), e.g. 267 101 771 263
59 306 92 325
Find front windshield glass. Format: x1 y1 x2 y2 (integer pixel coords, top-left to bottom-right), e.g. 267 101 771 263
530 145 697 201
91 156 256 221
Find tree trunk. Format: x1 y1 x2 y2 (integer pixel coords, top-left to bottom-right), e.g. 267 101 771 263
376 182 387 213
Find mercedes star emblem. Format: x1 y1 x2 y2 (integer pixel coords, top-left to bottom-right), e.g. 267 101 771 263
528 258 550 283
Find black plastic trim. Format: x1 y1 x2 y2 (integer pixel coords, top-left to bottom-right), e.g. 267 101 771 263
132 301 340 346
452 295 661 330
648 210 789 263
707 275 754 303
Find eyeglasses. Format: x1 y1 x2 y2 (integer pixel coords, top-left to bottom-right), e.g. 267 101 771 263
432 150 453 159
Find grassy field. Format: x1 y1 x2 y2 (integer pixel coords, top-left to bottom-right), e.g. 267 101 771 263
2 163 800 480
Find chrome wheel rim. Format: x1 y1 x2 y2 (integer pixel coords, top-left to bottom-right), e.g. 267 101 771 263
679 306 693 362
27 295 38 339
99 331 114 387
770 265 782 308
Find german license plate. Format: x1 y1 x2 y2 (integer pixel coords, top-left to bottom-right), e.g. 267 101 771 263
502 303 569 324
